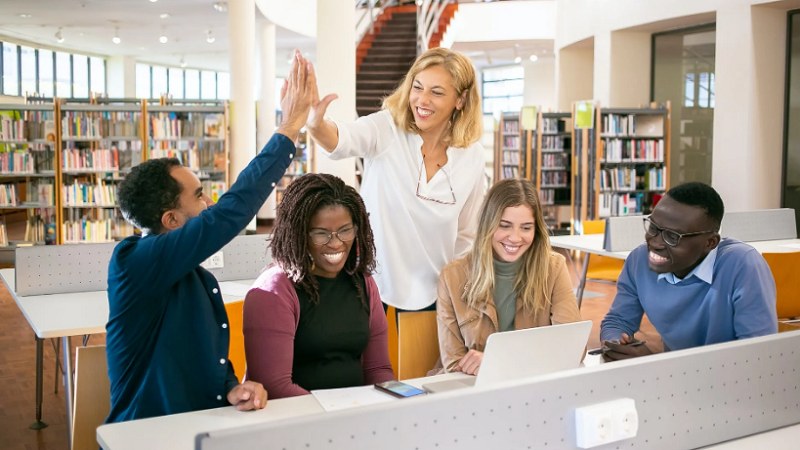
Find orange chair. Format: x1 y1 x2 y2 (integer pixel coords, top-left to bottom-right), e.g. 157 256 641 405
583 219 624 282
762 252 800 320
386 306 399 378
397 311 440 380
225 300 246 382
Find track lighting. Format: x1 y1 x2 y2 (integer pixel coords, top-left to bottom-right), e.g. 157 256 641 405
529 54 538 62
206 30 215 44
112 27 121 44
55 28 64 43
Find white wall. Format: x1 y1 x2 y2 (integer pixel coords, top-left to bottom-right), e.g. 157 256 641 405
556 43 594 112
255 0 316 38
447 1 557 43
523 57 556 111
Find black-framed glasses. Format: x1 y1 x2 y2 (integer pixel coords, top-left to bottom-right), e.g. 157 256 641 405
309 225 358 246
416 158 456 205
643 217 716 247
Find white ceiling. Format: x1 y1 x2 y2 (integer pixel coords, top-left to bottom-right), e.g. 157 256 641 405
0 0 316 73
452 39 555 68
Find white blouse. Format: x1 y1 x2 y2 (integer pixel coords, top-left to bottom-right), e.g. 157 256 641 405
327 110 486 310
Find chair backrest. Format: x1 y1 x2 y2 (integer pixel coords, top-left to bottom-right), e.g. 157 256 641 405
225 300 246 382
721 209 797 242
397 311 440 380
582 220 605 235
603 216 646 251
72 345 110 450
762 252 800 319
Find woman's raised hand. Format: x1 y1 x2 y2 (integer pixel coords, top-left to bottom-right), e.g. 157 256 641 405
277 50 315 142
306 62 338 131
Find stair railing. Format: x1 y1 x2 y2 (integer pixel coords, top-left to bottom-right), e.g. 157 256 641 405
355 0 399 47
417 0 452 54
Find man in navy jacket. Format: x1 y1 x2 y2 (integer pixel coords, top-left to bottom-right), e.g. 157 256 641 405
105 51 315 423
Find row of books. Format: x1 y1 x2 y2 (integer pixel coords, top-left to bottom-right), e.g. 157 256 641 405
541 171 569 187
25 215 56 243
0 184 19 206
501 166 520 179
62 181 118 206
201 181 227 203
0 152 36 174
602 114 637 137
601 139 665 163
63 218 115 244
542 153 569 169
502 151 521 165
542 118 566 134
0 118 57 142
66 208 136 238
539 189 556 205
150 149 201 170
599 167 667 192
502 119 520 134
542 135 569 150
287 160 308 175
598 193 661 218
0 182 54 207
503 136 520 149
0 222 7 247
60 112 142 138
62 149 119 171
150 113 223 139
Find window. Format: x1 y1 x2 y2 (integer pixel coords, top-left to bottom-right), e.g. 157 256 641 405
3 43 19 96
152 66 167 98
72 54 89 98
482 66 524 115
217 72 230 100
38 50 54 97
20 46 35 95
135 64 151 99
185 69 200 99
201 71 216 99
168 68 184 99
90 57 105 95
55 51 71 97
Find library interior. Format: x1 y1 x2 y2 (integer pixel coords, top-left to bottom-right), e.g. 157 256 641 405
2 0 800 449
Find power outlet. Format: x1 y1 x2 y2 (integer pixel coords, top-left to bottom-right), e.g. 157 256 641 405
575 398 638 448
201 251 225 269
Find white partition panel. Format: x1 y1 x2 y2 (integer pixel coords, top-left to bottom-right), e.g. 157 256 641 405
603 216 646 252
721 209 797 242
204 234 271 282
197 332 800 450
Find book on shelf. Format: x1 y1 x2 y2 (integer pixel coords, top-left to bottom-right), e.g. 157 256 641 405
599 193 648 218
542 118 566 134
541 171 569 186
503 135 520 149
204 114 224 138
502 151 521 165
0 184 19 206
150 149 200 170
502 118 520 134
542 153 569 169
542 135 569 150
150 113 207 139
0 152 36 174
0 220 7 247
602 114 636 137
62 181 118 206
201 181 227 203
99 111 141 137
502 167 520 179
599 167 666 192
63 218 114 244
61 113 102 138
62 148 120 171
24 215 55 243
539 190 555 205
601 138 664 162
26 182 54 206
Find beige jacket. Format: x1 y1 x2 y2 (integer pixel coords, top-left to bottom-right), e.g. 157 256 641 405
436 251 583 373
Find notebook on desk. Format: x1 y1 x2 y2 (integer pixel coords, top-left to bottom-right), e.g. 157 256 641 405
422 320 593 393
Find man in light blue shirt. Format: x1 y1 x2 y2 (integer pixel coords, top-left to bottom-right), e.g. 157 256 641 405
601 182 777 361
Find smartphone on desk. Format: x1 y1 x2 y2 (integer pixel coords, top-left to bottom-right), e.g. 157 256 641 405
375 381 427 399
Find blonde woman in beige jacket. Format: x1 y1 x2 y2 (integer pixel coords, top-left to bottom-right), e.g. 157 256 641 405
436 178 584 375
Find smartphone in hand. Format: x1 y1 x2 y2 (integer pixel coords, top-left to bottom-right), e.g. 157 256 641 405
375 381 427 399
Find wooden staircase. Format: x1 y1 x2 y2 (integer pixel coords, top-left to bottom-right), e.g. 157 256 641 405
355 3 459 118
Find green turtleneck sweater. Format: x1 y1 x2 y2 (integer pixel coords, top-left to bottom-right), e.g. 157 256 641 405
493 258 522 332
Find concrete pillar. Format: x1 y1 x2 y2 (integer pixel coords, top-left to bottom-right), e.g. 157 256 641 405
315 0 357 186
228 0 257 231
257 22 278 220
609 31 651 107
556 40 594 112
712 4 785 211
592 31 611 107
107 56 136 98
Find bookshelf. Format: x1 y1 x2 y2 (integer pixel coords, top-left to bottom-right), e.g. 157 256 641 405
535 111 572 235
597 103 671 219
571 102 599 234
494 112 523 182
276 130 316 206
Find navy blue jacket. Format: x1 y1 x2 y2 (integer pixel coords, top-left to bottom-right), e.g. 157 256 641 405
105 133 294 423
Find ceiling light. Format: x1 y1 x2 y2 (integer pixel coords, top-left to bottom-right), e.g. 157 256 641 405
159 35 168 44
112 26 121 44
486 52 492 65
55 28 64 43
18 13 32 18
149 0 158 2
206 30 215 44
180 56 187 68
513 47 521 64
529 54 538 62
160 13 170 19
213 2 228 12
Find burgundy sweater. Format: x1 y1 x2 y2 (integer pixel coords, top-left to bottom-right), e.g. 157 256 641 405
243 266 395 399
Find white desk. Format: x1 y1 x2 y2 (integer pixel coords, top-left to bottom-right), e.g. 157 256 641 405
96 372 474 450
549 235 800 307
0 268 255 445
700 423 800 449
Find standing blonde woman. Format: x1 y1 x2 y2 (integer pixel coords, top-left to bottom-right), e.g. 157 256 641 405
437 179 583 375
305 48 486 313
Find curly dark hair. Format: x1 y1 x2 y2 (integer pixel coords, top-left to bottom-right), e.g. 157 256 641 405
118 158 183 234
271 173 377 307
666 182 725 230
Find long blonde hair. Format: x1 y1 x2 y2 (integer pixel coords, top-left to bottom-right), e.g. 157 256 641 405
382 47 482 148
465 179 553 313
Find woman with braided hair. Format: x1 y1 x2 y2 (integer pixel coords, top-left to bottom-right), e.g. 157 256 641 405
243 173 394 399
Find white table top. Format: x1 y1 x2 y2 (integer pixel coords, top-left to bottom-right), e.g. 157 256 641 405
96 372 474 450
0 268 254 339
700 423 800 449
548 235 800 260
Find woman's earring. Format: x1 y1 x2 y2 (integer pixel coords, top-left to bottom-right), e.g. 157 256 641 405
347 240 361 275
309 253 316 272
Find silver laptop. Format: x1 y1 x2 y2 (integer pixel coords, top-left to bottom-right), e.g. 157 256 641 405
422 320 593 393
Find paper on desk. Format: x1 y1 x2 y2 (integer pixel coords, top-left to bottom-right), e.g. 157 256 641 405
780 244 800 249
311 385 395 412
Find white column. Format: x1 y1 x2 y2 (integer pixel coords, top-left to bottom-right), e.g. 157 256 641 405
107 56 136 98
228 0 257 231
712 4 785 211
556 43 594 112
257 22 278 220
609 31 650 108
315 0 357 186
592 31 611 107
522 57 555 111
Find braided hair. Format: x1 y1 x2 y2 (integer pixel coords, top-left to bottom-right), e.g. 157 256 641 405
270 173 377 308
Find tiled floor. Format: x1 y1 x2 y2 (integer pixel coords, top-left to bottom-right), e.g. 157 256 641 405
0 248 661 450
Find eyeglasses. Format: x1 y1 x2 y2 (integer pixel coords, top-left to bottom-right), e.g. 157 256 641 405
309 225 358 246
643 217 716 247
416 158 456 205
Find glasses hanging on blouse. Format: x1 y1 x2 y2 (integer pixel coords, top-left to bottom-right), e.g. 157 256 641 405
415 157 456 205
